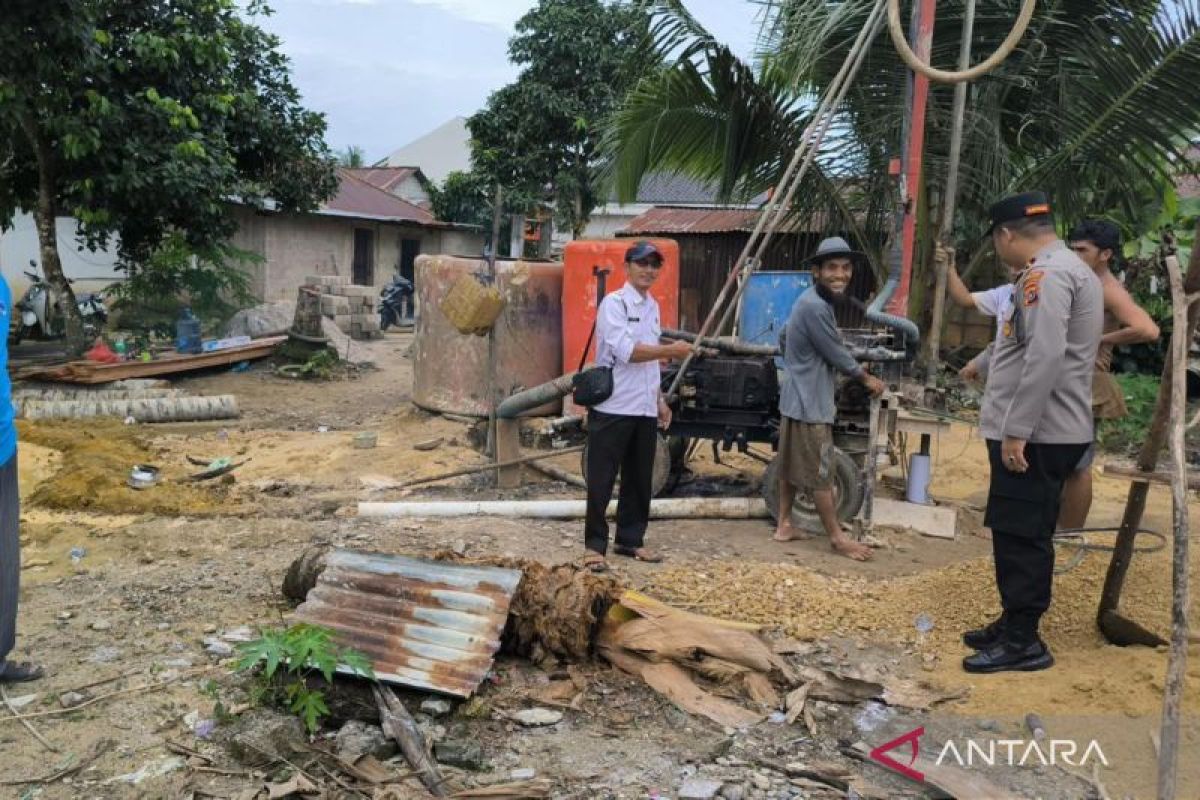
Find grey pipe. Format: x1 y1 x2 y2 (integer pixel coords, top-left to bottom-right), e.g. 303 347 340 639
863 279 920 357
496 373 576 419
664 328 906 363
662 329 780 357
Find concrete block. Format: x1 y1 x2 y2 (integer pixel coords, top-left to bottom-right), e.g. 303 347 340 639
340 285 374 298
871 497 957 539
320 295 351 316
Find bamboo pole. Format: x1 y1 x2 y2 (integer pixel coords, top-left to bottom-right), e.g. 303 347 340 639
924 0 975 389
1156 252 1196 800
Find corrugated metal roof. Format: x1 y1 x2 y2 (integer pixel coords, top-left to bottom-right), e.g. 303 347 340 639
620 206 823 236
348 167 427 195
323 169 437 226
293 549 521 697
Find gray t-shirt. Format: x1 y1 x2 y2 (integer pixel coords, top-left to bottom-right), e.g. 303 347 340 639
779 288 864 424
979 240 1102 444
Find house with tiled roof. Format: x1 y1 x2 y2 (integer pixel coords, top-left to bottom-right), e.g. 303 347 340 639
229 169 483 301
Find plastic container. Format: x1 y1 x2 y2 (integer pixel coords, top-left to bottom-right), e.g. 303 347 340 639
906 452 932 504
736 271 813 354
562 239 679 415
175 307 202 354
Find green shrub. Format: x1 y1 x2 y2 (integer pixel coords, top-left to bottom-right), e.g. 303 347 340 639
235 623 374 734
108 233 258 336
1098 373 1162 455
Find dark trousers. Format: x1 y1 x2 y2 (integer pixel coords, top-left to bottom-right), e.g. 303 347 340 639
1 455 18 662
984 440 1089 645
585 410 657 555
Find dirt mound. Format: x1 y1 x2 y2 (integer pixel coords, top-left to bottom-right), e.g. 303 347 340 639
17 420 226 515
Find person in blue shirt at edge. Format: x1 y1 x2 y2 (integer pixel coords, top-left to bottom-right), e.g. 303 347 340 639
580 241 691 574
774 237 885 561
1 272 43 684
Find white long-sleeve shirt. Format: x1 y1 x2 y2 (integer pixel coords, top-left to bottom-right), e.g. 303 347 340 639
593 283 662 418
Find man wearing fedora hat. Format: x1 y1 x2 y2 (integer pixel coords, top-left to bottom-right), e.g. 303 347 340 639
775 236 884 561
962 192 1102 674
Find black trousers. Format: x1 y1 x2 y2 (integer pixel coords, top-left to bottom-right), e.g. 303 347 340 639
585 410 658 555
984 439 1089 645
0 455 19 662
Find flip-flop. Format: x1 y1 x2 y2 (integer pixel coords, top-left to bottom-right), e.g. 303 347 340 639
613 546 664 563
0 660 44 683
579 553 609 573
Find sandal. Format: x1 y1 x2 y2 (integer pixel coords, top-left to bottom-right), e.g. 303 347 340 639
580 553 609 573
0 660 44 684
613 546 664 563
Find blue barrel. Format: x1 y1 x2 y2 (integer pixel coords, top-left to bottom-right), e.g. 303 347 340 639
738 271 813 354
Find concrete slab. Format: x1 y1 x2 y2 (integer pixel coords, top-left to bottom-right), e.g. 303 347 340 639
871 497 957 539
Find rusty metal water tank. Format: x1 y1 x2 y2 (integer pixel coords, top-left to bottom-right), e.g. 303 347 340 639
413 255 563 417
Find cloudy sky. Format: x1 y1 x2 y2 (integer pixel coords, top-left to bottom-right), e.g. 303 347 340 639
251 0 764 164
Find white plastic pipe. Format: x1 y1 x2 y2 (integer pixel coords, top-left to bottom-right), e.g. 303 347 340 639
358 497 770 520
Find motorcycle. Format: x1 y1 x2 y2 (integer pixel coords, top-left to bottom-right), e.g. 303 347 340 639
12 260 108 343
379 273 414 331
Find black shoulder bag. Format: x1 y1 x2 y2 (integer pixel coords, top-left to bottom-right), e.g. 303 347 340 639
571 310 614 407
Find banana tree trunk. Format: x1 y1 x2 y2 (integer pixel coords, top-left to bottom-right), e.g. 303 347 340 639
1097 224 1200 646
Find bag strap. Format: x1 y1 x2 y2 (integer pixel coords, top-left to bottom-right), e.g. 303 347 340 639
577 318 597 373
579 294 632 372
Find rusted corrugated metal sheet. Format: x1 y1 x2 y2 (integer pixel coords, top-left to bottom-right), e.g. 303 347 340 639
293 549 522 697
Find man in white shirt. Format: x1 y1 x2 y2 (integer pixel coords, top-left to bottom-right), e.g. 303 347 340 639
582 242 691 572
947 265 1017 382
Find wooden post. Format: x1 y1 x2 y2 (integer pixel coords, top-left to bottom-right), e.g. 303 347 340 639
1098 223 1200 646
1156 251 1195 800
495 418 523 489
487 184 503 484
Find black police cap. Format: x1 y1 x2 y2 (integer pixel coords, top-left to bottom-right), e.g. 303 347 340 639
986 191 1054 235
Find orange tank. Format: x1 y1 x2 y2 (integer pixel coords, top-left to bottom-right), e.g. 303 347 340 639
562 238 679 416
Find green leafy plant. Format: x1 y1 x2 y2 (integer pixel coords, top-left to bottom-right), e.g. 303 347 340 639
1098 373 1163 455
235 623 374 734
107 233 258 336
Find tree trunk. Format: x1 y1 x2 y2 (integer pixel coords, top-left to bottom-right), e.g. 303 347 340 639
21 116 87 355
1097 223 1200 645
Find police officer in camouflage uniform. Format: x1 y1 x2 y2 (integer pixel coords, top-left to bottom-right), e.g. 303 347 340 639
962 192 1103 674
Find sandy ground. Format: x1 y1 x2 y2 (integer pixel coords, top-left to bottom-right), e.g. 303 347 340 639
1 330 1197 800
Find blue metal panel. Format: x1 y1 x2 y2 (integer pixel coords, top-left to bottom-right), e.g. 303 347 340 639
738 271 813 351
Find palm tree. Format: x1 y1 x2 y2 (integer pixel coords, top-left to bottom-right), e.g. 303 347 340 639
339 145 366 168
607 0 1200 305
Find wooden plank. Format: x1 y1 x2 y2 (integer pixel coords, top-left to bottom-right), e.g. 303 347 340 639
1103 463 1200 490
851 742 1023 800
22 337 285 384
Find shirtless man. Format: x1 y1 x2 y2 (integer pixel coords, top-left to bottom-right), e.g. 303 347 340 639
1058 220 1159 529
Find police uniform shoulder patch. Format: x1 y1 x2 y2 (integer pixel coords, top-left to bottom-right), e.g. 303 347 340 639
1022 269 1045 308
